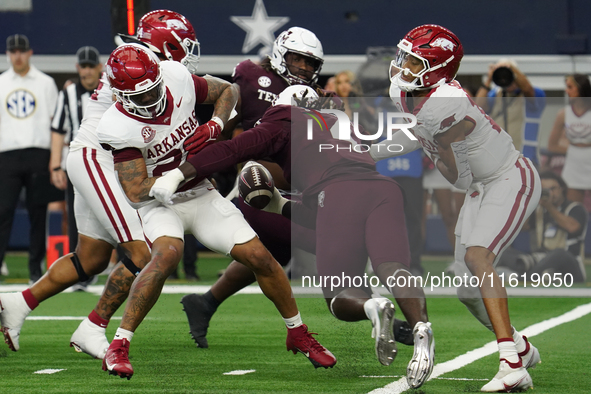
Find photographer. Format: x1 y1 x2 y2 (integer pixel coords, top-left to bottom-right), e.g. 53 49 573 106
476 59 546 165
497 171 587 282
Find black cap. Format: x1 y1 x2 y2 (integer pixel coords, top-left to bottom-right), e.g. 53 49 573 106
76 46 100 66
7 34 30 51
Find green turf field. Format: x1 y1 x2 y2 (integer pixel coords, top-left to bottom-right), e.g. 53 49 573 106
1 253 590 393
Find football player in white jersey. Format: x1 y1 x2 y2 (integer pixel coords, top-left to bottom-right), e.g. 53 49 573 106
0 10 205 360
96 44 336 379
370 25 542 392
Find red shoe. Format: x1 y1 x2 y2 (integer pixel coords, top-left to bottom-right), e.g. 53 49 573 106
102 339 134 380
286 324 336 369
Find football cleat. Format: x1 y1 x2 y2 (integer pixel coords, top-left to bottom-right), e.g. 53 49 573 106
0 292 32 351
70 317 110 359
393 319 414 346
180 293 216 348
102 338 134 380
364 297 398 366
406 321 435 389
519 336 541 369
481 359 533 392
286 324 337 369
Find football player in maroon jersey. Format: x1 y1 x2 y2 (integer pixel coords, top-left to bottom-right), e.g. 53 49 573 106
152 85 434 388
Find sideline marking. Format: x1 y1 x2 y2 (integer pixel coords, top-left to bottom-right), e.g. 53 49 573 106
2 284 591 297
368 301 591 394
34 369 66 374
223 369 256 375
26 316 121 321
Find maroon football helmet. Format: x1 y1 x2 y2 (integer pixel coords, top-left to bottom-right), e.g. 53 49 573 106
390 24 463 92
106 44 166 119
136 9 200 74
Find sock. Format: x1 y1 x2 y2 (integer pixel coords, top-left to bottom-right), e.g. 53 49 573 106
203 290 221 311
21 289 39 310
114 327 134 342
284 312 303 329
88 310 109 329
498 338 520 365
511 327 526 354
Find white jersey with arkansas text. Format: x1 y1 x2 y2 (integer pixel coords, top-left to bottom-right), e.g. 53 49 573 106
390 81 520 184
96 61 198 178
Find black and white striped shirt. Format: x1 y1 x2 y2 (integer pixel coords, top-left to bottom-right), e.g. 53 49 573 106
51 80 93 145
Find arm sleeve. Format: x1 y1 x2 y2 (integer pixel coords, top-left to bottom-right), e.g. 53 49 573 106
112 148 143 164
192 75 208 104
187 119 285 177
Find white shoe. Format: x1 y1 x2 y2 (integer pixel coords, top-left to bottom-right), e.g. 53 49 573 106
481 360 533 392
70 317 110 359
406 321 435 389
519 336 541 369
0 261 8 276
0 292 32 351
364 297 397 366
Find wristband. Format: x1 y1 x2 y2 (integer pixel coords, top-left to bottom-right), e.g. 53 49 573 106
52 166 62 172
210 116 224 130
481 84 491 91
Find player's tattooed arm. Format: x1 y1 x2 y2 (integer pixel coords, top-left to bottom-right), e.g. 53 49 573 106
203 76 239 125
115 158 157 204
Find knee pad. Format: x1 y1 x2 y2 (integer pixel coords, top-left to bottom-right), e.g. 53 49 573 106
70 253 90 282
121 256 141 276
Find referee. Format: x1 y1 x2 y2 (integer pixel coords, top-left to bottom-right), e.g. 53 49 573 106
50 46 102 256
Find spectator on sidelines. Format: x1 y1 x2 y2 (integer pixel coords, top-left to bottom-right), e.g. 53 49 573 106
497 171 587 282
548 74 591 207
476 59 546 166
0 34 59 284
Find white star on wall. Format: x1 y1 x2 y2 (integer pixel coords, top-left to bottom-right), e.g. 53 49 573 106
230 0 290 54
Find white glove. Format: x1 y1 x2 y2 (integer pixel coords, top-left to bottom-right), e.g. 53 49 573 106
149 168 185 204
262 187 289 215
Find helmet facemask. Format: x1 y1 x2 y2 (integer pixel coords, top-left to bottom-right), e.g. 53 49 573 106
390 39 455 92
281 51 323 85
114 74 166 119
165 31 200 74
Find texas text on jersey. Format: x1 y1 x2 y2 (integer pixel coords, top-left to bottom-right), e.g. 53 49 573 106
232 60 289 131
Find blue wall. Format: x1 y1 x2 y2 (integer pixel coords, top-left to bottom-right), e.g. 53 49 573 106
0 0 589 56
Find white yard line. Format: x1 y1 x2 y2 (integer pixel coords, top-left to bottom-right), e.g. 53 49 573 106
368 301 591 394
1 284 591 297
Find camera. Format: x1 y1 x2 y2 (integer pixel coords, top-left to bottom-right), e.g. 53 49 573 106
492 66 515 89
541 188 551 198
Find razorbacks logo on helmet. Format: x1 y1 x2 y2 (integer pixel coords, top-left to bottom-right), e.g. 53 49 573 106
431 37 455 51
166 19 188 31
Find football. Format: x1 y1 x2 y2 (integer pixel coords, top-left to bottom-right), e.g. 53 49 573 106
238 162 275 209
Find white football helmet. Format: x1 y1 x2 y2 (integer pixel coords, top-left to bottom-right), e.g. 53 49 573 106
270 27 324 85
273 85 319 107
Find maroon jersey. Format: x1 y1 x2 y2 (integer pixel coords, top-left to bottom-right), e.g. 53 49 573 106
232 60 289 130
187 105 387 209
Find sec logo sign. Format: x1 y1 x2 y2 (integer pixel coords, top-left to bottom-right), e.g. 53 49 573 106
258 76 271 88
6 90 36 118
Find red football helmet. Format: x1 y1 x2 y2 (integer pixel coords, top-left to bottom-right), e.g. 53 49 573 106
136 9 200 74
106 44 166 119
390 24 463 92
